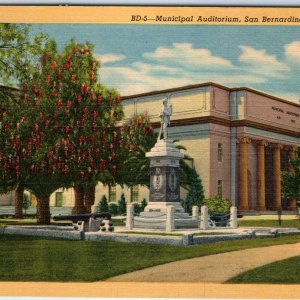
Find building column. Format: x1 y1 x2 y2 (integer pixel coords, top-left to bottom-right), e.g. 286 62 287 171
256 140 268 210
237 136 251 210
272 143 283 210
287 146 298 210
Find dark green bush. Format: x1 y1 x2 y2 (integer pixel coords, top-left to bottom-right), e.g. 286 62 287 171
99 195 109 213
203 195 231 214
22 193 31 214
108 203 119 216
140 198 147 211
118 193 126 215
133 203 141 215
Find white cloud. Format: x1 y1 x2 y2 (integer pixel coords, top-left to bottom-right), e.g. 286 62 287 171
269 91 300 105
97 43 295 99
100 63 266 96
131 62 180 75
238 45 289 78
95 53 126 64
284 41 300 65
100 66 185 95
144 43 234 70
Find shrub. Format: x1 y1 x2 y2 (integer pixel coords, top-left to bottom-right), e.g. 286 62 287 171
118 193 126 215
22 193 31 214
181 165 205 214
203 195 231 214
140 198 147 211
133 203 141 215
108 203 119 216
99 195 109 213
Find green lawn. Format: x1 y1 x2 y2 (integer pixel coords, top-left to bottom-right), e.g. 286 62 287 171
0 234 299 282
227 256 300 284
238 219 300 228
119 231 182 236
0 219 40 227
0 219 71 227
118 232 235 236
0 218 125 227
111 218 125 226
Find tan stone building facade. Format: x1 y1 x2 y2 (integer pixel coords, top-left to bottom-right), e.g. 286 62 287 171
121 82 300 211
1 82 299 211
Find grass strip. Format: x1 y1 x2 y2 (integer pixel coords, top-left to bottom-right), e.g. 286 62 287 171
118 231 236 236
193 232 236 236
0 220 71 227
238 219 300 228
0 234 299 282
227 255 300 284
118 231 182 236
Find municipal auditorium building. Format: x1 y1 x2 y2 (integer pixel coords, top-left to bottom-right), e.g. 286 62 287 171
1 82 299 212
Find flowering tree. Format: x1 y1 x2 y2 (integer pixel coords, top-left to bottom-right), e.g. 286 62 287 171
25 39 127 221
0 24 46 218
0 38 156 223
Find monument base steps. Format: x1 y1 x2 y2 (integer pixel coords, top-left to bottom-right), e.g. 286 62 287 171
133 211 199 230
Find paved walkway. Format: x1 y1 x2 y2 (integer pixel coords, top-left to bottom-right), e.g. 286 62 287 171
107 242 300 283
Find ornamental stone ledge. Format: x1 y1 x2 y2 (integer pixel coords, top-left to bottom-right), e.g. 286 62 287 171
146 139 184 159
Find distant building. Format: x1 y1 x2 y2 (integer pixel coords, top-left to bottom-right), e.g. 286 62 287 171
1 82 299 211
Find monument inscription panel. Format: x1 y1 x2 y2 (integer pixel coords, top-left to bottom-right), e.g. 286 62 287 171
166 167 180 202
150 166 180 202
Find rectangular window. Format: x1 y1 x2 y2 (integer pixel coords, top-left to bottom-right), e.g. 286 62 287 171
217 180 223 198
131 185 139 202
109 185 116 202
55 192 63 207
218 143 223 162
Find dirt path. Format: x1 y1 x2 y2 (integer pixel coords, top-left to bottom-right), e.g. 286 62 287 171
107 242 300 283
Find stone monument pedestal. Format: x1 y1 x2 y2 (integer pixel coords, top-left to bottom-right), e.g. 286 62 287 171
133 139 199 231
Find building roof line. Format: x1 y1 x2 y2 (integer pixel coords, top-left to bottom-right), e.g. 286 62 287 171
121 82 300 108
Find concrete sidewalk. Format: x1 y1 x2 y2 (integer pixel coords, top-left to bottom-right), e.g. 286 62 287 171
107 242 300 282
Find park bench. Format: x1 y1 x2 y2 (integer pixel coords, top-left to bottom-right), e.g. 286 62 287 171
53 213 114 232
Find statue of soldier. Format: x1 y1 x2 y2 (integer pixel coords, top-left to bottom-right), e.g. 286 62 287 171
157 96 172 141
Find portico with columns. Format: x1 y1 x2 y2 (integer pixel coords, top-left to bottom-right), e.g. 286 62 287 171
237 136 297 211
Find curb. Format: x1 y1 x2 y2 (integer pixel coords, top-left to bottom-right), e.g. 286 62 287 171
2 226 300 246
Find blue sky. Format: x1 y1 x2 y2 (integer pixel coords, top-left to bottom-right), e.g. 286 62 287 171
31 24 300 103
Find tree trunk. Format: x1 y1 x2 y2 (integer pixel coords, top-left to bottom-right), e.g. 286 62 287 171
84 185 96 213
36 195 50 224
14 186 24 219
72 184 86 215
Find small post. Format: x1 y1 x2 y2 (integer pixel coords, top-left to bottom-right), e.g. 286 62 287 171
277 209 282 227
126 204 134 230
192 206 199 219
166 206 175 232
192 205 200 228
88 217 93 232
230 206 238 229
200 205 209 230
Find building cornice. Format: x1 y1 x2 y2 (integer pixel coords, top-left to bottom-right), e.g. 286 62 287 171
151 116 300 139
231 119 300 138
121 82 300 109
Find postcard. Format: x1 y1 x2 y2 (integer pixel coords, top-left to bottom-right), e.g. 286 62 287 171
0 5 299 300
